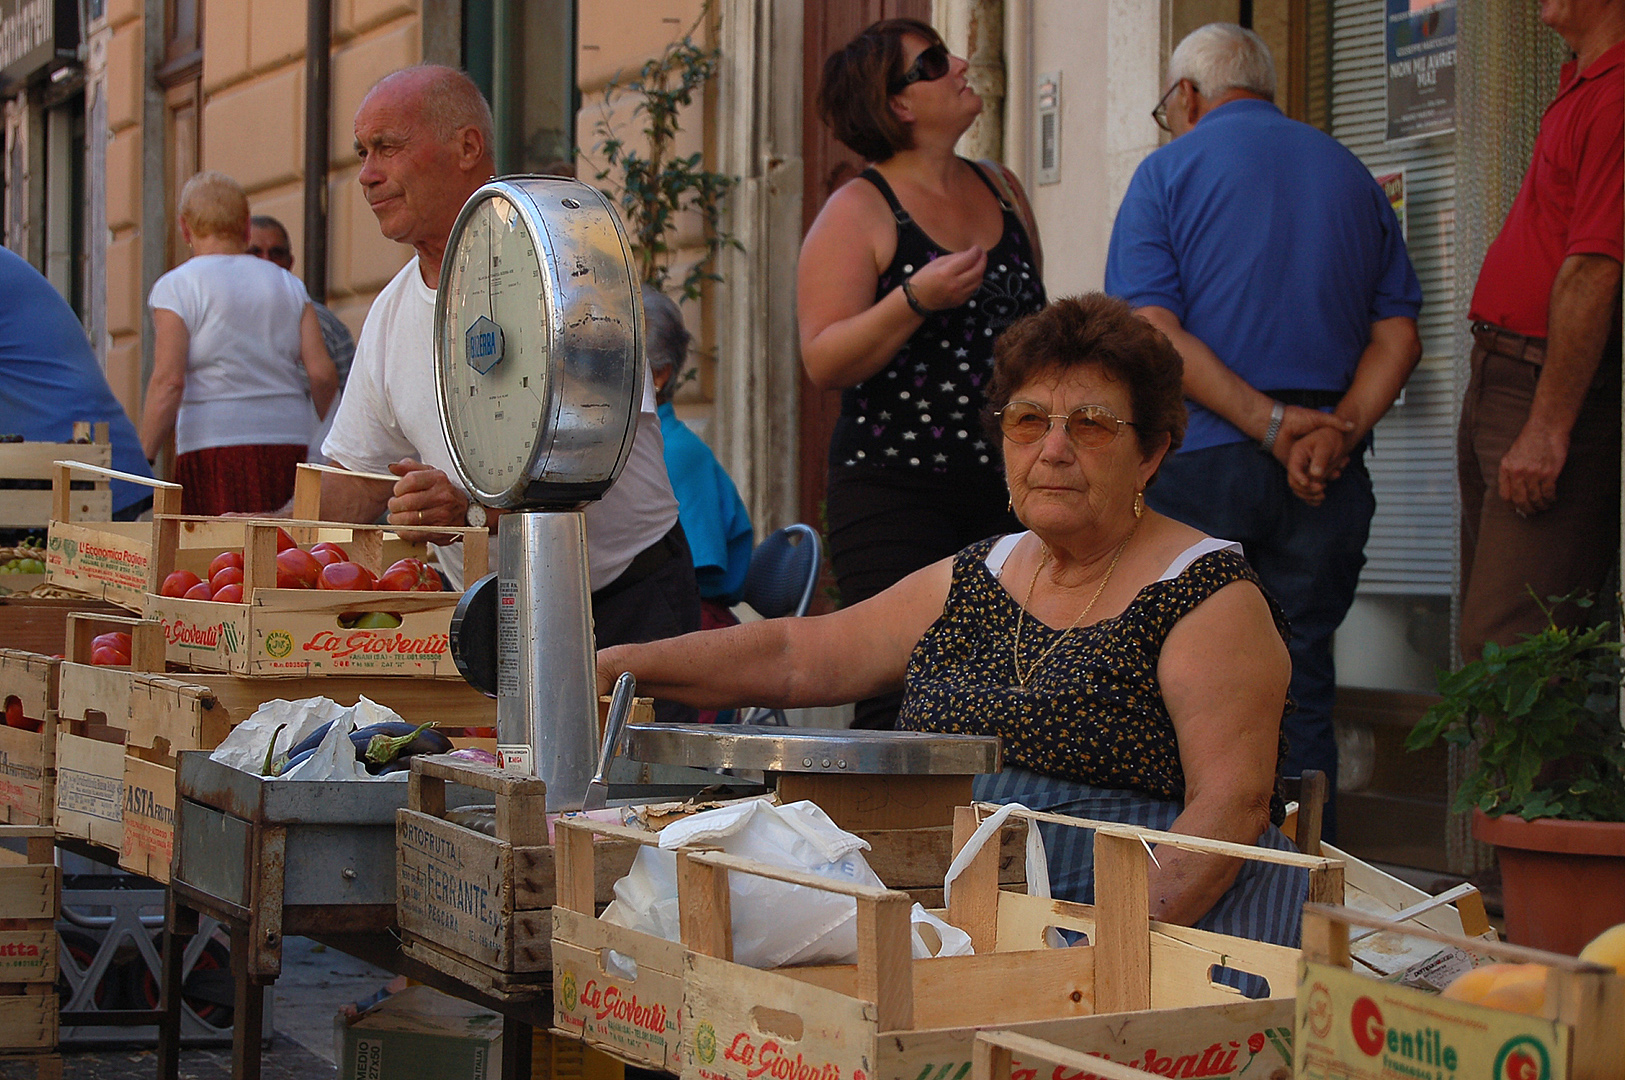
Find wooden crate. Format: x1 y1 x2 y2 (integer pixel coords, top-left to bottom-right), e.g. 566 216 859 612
670 810 1340 1080
125 671 496 754
0 824 61 1070
0 430 112 530
970 1000 1296 1080
55 611 165 729
553 817 688 1071
144 517 488 675
397 757 641 998
120 744 177 882
43 460 182 611
53 727 126 850
0 652 59 824
0 596 123 657
1295 904 1624 1080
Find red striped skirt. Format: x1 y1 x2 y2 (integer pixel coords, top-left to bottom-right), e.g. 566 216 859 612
174 444 306 516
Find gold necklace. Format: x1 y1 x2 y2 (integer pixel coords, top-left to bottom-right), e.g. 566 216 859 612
1011 523 1138 690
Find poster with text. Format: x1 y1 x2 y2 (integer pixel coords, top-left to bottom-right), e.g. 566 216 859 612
1386 0 1457 141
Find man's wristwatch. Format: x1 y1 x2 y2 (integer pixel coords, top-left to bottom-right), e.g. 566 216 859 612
465 501 487 529
1260 401 1286 453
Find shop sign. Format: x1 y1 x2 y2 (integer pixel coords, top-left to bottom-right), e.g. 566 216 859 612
1295 961 1569 1080
0 0 70 87
1385 0 1457 141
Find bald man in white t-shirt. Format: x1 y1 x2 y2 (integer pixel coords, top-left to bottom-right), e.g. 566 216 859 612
319 64 700 721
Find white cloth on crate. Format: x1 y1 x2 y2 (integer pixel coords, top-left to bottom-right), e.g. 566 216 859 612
147 253 316 456
323 258 678 590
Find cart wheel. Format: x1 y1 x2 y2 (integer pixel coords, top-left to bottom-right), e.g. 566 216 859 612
56 928 115 1010
140 936 234 1029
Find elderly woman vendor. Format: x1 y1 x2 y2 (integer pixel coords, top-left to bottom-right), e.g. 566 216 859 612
598 295 1307 945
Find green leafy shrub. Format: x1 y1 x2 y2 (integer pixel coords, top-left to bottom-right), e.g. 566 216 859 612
1407 601 1625 822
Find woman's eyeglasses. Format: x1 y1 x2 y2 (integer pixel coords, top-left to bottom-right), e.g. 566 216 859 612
997 402 1141 448
890 44 951 95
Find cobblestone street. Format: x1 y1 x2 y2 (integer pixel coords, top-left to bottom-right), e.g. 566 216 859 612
0 937 393 1080
0 1038 335 1080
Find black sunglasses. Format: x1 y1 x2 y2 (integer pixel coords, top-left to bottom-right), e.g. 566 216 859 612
890 44 951 95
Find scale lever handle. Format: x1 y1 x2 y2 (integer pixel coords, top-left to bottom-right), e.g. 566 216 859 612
591 672 636 791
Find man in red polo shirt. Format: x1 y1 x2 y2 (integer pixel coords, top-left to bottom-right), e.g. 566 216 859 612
1458 0 1623 662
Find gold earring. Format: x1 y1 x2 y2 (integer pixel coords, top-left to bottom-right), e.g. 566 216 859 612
1007 494 1014 512
1133 490 1145 519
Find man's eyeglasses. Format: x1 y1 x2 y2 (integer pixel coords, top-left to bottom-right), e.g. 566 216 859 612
248 244 292 261
1151 79 1195 134
890 44 951 95
997 401 1142 449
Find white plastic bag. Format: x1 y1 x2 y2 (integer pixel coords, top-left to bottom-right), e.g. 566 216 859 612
208 696 410 780
602 799 967 968
945 802 1066 948
909 904 973 958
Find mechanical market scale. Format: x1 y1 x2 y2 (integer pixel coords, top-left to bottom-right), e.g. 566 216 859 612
433 176 1001 821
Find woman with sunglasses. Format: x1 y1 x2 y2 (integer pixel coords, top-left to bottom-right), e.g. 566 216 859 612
799 18 1047 730
599 297 1308 948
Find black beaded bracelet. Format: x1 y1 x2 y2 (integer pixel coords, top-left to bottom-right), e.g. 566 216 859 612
901 279 935 318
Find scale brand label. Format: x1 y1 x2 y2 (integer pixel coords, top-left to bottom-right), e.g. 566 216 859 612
497 745 532 774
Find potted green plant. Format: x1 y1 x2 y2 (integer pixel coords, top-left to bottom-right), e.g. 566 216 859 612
1407 600 1625 954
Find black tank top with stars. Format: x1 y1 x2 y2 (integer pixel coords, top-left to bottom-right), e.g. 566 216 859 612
828 160 1047 490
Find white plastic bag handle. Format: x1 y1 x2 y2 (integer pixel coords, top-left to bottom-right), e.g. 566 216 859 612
943 802 1064 948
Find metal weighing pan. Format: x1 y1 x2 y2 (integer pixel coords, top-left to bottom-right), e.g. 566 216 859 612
621 724 1001 776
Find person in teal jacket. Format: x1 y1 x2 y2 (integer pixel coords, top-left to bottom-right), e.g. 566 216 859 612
642 286 754 614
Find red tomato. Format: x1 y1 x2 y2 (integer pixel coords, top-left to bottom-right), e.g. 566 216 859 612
275 527 297 552
161 570 203 598
208 551 245 578
90 645 123 666
4 698 38 733
379 557 441 592
276 548 322 589
184 581 213 600
318 561 377 591
91 631 130 654
310 542 349 566
212 583 244 604
210 566 244 593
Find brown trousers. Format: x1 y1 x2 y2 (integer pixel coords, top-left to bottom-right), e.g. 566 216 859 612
1457 339 1620 664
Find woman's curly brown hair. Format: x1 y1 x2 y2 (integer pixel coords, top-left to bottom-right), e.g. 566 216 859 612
982 294 1187 469
817 19 943 163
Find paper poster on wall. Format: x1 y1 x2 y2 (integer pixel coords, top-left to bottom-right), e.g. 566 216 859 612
1385 0 1457 141
1373 169 1407 242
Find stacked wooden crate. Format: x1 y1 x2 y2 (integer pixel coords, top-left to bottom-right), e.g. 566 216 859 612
545 807 1343 1078
40 462 496 878
0 446 127 658
0 825 62 1079
0 652 60 826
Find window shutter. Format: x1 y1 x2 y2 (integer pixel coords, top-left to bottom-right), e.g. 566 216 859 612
1332 0 1457 596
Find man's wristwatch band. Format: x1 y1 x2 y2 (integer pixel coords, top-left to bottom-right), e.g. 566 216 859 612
1260 401 1286 452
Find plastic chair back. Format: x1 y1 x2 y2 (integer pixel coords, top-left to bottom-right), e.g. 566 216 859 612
740 523 821 621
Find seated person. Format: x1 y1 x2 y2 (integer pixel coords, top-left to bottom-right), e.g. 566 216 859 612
599 295 1307 945
642 286 754 618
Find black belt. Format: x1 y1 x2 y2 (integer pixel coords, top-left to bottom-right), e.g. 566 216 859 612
593 522 689 603
1264 389 1345 409
1471 321 1547 365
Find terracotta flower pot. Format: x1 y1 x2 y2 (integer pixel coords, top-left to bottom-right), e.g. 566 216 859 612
1472 808 1625 955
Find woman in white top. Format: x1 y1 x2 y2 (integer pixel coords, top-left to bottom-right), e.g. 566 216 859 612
140 171 337 515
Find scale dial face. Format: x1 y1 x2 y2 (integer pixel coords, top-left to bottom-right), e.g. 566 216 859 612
435 178 643 509
438 192 551 502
